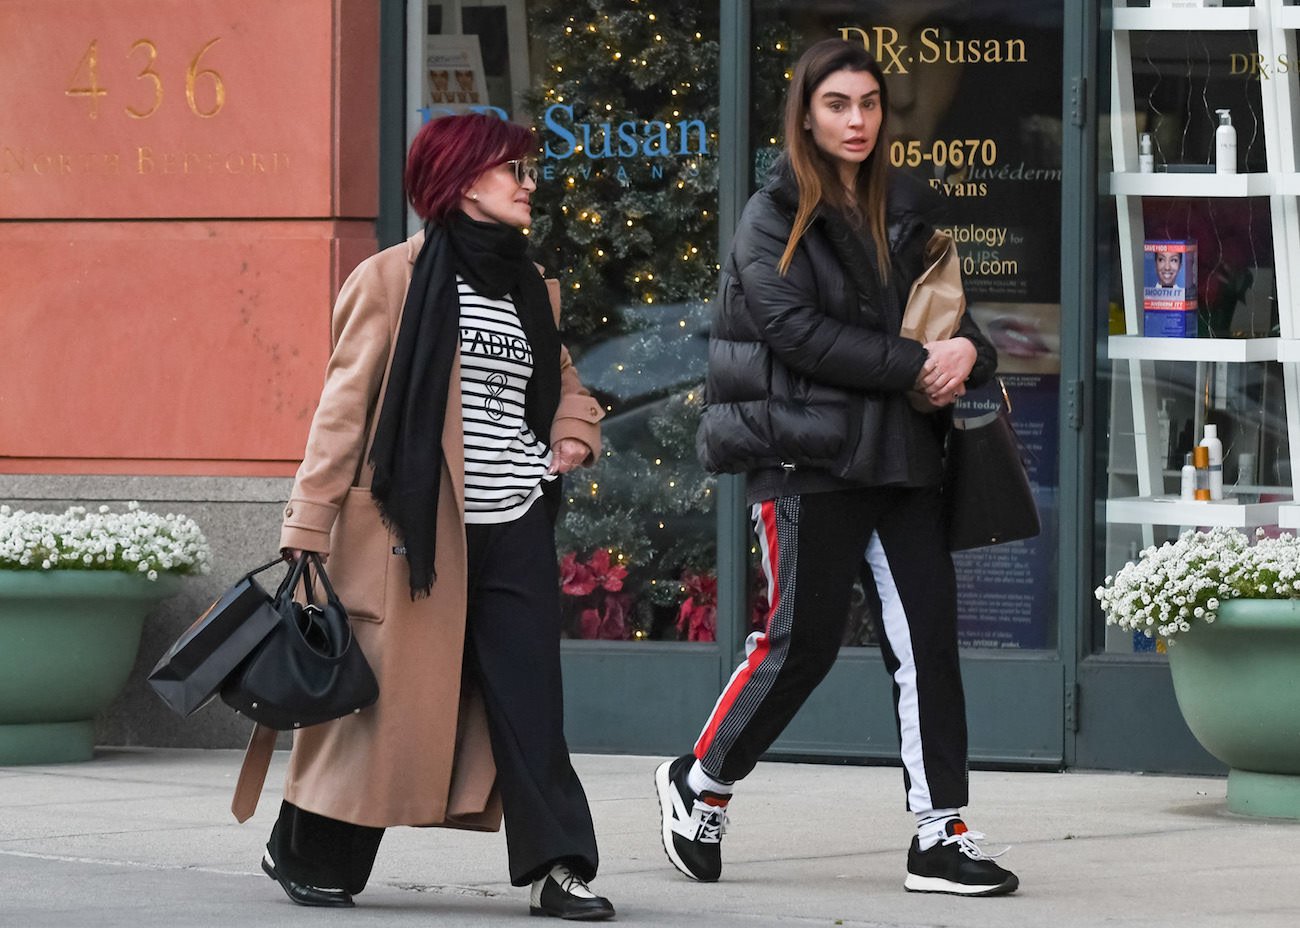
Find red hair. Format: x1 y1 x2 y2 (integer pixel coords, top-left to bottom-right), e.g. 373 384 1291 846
404 113 534 223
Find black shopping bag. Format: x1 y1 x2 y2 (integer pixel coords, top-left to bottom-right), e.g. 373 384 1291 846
943 399 1040 552
147 558 286 717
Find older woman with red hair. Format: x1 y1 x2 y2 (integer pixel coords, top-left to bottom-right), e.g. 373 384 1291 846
259 113 613 919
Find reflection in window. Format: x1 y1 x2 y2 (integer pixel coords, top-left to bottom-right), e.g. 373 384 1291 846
521 1 722 641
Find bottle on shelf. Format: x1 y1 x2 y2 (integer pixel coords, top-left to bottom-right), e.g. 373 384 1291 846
1180 452 1196 501
1139 132 1154 173
1200 424 1224 500
1215 109 1236 175
1193 445 1212 501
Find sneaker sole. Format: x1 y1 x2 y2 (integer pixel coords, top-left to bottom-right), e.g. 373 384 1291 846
904 873 1019 897
654 760 714 882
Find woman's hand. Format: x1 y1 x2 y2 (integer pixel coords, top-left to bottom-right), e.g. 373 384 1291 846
548 438 592 475
282 548 327 564
918 337 977 407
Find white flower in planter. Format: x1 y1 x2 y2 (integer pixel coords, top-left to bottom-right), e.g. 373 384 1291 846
0 503 211 579
1096 527 1300 644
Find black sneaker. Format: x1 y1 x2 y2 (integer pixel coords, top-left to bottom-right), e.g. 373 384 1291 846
904 820 1019 896
654 754 730 882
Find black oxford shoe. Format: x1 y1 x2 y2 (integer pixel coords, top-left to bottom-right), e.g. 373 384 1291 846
529 864 615 920
262 852 355 907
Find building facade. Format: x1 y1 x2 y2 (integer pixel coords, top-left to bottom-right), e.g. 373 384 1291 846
4 0 1273 775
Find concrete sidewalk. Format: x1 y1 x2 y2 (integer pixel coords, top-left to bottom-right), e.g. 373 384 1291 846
2 749 1297 927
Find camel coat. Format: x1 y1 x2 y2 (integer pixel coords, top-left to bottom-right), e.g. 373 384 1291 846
270 231 603 830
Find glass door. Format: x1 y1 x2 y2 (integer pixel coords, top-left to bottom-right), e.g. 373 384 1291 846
407 0 732 753
742 0 1068 767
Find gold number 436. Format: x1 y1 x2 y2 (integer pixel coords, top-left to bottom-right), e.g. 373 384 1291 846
66 38 226 120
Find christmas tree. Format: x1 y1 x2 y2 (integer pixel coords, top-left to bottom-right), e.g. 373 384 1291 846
524 0 720 337
523 0 721 639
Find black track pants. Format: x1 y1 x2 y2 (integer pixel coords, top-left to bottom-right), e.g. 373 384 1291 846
693 486 969 811
267 501 599 892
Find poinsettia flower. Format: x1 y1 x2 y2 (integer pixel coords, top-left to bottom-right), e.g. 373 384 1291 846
680 569 717 605
581 594 631 640
586 548 628 592
676 597 717 642
559 551 597 597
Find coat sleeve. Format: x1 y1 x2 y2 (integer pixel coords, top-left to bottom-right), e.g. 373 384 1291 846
733 209 929 394
542 276 604 463
280 258 398 554
551 344 604 464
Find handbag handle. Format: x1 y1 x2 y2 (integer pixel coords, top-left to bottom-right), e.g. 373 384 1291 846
298 552 356 660
272 552 311 604
305 551 344 608
244 556 291 582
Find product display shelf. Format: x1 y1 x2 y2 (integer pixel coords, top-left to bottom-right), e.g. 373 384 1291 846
1108 172 1276 198
1107 335 1280 362
1276 340 1300 363
1106 1 1300 540
1276 503 1300 529
1106 495 1283 529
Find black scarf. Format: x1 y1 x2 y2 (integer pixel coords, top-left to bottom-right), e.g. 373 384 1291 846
369 211 560 598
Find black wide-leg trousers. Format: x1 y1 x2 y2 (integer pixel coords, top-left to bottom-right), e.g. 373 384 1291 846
693 485 970 812
267 500 599 893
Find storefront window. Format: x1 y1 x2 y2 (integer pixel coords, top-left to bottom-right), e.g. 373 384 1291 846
413 1 721 641
748 0 1064 650
1095 3 1286 656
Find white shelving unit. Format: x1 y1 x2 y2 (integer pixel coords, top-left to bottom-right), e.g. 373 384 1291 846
1106 0 1300 539
1108 335 1281 362
1108 172 1277 197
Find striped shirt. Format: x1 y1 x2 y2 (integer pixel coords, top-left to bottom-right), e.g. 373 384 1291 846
457 277 553 524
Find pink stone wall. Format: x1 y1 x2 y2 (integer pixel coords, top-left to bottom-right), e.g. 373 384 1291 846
0 0 379 475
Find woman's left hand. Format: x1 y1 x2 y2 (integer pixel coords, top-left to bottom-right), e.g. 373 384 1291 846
548 438 592 475
920 337 978 407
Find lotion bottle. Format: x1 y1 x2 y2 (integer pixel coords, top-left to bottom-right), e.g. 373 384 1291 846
1193 445 1212 501
1180 452 1196 501
1201 424 1224 500
1139 132 1154 173
1215 109 1237 174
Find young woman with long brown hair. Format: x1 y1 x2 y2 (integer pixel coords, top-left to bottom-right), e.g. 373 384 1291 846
655 38 1018 897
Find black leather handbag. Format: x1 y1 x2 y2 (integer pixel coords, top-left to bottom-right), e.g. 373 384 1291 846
943 384 1041 551
220 552 378 730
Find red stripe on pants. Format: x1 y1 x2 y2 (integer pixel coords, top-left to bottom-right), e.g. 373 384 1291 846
693 500 780 760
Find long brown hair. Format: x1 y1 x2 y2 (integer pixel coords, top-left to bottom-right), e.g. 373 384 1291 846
777 39 891 279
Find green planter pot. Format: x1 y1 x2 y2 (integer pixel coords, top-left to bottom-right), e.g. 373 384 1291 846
1168 598 1300 819
0 570 181 765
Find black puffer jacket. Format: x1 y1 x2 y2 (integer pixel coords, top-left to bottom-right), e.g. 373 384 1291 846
696 160 997 502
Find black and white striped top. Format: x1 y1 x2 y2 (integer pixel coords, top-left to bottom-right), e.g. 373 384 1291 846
457 276 553 524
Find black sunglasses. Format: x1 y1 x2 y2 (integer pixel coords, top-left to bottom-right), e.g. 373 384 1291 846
502 157 539 185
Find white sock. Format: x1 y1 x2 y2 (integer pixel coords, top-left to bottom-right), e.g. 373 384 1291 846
686 759 733 797
915 808 961 851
